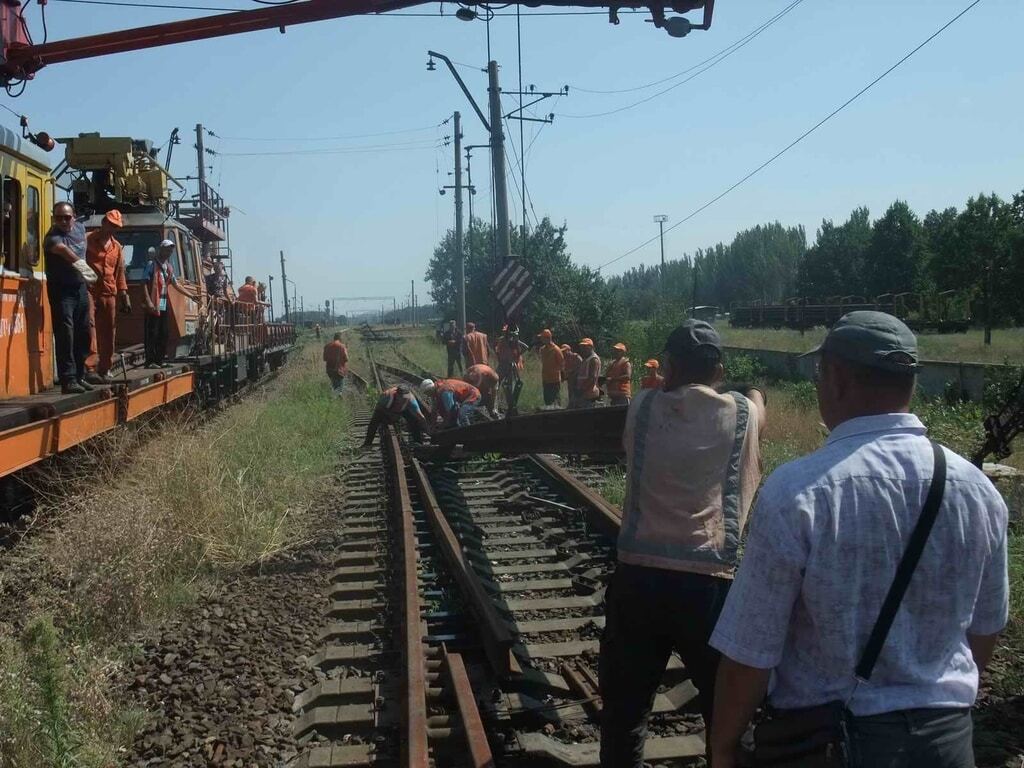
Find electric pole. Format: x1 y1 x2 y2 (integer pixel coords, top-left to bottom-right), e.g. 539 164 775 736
654 214 668 291
280 250 290 322
454 111 466 331
488 61 512 267
410 279 415 326
268 274 275 320
195 124 209 262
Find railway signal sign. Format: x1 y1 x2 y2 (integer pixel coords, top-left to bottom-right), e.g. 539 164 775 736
491 259 533 319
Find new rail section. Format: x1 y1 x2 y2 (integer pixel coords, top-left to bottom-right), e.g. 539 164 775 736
299 340 707 765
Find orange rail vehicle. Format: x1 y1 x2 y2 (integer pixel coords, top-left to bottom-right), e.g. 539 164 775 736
0 125 295 480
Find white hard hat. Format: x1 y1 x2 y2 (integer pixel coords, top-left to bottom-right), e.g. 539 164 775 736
159 239 175 249
420 379 436 393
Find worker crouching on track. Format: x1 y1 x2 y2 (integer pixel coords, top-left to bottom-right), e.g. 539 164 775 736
323 332 349 394
598 320 766 768
465 364 499 416
421 378 481 429
538 329 564 409
84 209 131 384
640 359 664 390
605 342 632 406
575 338 601 408
361 385 428 447
709 312 1008 768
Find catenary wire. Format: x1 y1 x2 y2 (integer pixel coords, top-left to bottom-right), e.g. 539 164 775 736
209 119 447 142
52 0 647 16
558 0 804 118
597 0 986 271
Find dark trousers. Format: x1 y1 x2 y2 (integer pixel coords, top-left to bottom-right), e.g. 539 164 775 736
543 382 561 405
364 408 424 446
144 311 169 365
47 282 91 384
446 348 462 377
848 707 973 768
599 563 731 768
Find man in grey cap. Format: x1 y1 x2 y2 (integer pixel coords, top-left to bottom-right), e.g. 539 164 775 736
599 319 766 767
709 312 1008 768
142 239 178 368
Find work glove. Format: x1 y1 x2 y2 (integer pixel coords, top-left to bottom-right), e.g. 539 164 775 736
118 292 132 315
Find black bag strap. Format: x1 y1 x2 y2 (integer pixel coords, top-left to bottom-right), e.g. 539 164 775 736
855 440 947 681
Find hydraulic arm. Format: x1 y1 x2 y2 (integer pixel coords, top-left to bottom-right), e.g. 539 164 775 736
0 0 713 87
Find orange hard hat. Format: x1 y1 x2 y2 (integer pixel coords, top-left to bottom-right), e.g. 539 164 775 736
612 342 627 353
644 359 660 369
579 337 594 347
104 209 124 228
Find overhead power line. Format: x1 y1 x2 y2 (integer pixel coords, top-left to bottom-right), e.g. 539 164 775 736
558 0 804 119
598 0 986 272
569 0 804 96
209 119 448 142
215 138 446 156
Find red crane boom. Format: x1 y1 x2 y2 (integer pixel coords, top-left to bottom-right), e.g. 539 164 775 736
0 0 713 86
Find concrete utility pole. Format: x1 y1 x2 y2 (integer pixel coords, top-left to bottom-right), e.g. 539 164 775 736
195 124 209 263
280 250 290 322
488 61 512 267
268 274 275 320
654 214 668 291
454 111 466 331
410 280 415 326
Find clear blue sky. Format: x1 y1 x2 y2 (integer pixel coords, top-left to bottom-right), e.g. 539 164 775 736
6 0 1021 316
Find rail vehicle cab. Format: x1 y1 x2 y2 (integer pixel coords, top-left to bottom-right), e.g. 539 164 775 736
83 212 208 360
0 124 54 399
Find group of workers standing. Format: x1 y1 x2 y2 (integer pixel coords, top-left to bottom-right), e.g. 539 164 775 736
439 319 665 413
42 199 271 395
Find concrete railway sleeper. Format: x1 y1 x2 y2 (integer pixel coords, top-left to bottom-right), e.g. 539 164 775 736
360 356 710 766
290 395 494 768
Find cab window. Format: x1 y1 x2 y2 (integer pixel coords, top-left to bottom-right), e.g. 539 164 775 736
179 233 198 283
120 230 163 281
1 178 21 273
25 185 40 268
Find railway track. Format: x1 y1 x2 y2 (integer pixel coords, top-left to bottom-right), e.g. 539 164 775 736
293 348 706 766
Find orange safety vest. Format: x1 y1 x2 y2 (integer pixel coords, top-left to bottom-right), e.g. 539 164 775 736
641 373 664 390
606 357 632 397
465 364 498 392
464 331 489 366
437 378 480 403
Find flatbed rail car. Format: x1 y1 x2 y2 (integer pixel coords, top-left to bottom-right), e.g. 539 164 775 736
730 291 970 332
0 125 296 480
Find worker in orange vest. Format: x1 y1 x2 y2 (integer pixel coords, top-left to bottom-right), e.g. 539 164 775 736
562 343 582 409
421 378 481 429
576 338 602 408
537 329 564 409
322 332 349 394
465 363 500 416
462 322 490 367
605 342 633 406
362 384 428 446
640 359 665 390
84 209 131 384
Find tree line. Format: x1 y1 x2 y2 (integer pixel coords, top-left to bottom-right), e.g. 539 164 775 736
426 189 1024 345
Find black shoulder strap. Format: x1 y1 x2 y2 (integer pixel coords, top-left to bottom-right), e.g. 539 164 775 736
855 440 947 681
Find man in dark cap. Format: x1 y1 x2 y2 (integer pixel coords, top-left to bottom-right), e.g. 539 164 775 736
710 312 1008 768
598 319 766 767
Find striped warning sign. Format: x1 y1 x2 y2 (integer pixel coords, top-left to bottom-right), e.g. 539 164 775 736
491 259 534 319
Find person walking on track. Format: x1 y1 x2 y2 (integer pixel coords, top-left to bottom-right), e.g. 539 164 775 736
442 319 463 377
84 209 131 384
362 385 428 446
537 329 564 409
605 342 632 406
575 338 601 408
599 320 766 768
142 239 179 368
462 322 490 367
709 312 1008 768
495 325 528 414
421 378 481 429
44 201 95 394
323 332 349 394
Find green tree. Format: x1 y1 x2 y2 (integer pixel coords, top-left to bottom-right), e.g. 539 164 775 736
797 207 872 298
864 201 927 296
953 193 1015 342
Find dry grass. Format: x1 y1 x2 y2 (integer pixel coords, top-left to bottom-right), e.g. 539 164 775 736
0 339 352 768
